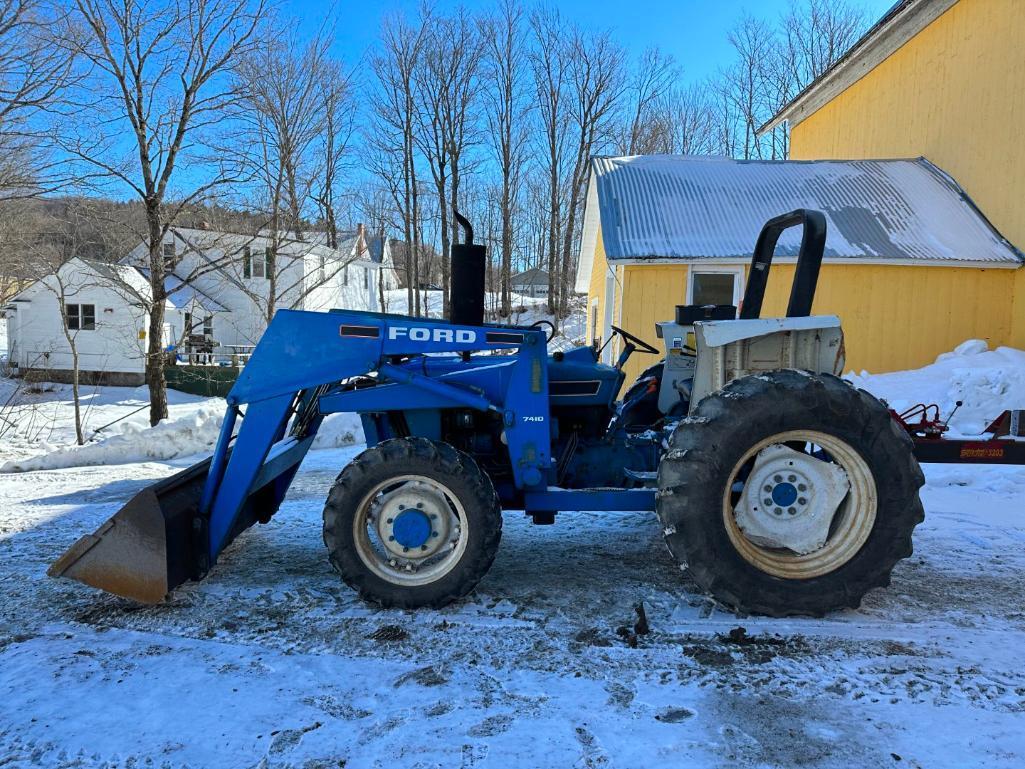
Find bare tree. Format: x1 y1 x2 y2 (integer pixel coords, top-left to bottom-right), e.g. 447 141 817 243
654 83 716 155
721 14 777 160
782 0 865 87
559 27 624 316
57 0 265 425
617 47 676 156
482 0 529 317
0 0 77 199
369 12 427 316
414 9 483 317
313 59 357 251
234 15 355 323
529 6 569 315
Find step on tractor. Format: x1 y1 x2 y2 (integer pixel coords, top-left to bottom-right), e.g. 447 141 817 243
50 210 925 617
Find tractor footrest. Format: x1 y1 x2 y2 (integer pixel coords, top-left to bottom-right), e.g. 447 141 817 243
530 511 556 525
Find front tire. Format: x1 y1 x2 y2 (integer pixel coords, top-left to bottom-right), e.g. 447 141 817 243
657 370 925 617
323 437 502 609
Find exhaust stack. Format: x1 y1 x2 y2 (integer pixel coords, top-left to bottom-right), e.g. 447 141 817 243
449 210 485 326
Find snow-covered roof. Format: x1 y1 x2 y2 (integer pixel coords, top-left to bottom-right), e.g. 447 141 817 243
163 274 229 313
169 228 353 264
79 259 151 296
131 268 229 314
576 155 1023 291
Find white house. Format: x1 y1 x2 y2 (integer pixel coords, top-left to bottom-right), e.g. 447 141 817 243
5 224 402 384
4 258 163 385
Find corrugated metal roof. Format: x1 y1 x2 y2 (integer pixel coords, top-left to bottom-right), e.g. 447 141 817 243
577 155 1021 291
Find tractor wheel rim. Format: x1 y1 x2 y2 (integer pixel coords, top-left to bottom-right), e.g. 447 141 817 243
353 474 467 587
722 430 877 580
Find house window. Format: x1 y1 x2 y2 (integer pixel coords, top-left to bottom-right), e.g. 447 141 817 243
590 299 599 346
264 247 273 279
252 254 265 279
243 246 252 278
363 268 369 290
203 315 213 338
343 266 348 286
66 303 96 331
688 268 742 311
319 254 326 282
162 241 176 269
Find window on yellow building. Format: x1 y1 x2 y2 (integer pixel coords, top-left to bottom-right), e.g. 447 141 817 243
688 268 742 311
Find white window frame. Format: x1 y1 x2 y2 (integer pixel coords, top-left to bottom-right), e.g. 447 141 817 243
686 265 745 308
601 268 616 364
65 303 96 331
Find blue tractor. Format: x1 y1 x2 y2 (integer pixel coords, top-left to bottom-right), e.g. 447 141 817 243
50 211 924 616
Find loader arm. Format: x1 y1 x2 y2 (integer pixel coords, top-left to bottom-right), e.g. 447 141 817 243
50 309 552 603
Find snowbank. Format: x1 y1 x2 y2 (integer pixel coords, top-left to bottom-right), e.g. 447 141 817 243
312 411 365 449
1 402 226 472
849 340 1025 435
0 384 365 472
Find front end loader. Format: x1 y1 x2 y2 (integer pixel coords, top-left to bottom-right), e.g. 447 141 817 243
50 210 925 616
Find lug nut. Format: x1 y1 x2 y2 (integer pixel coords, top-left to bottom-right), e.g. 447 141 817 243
386 518 394 524
417 502 424 509
388 535 395 541
774 474 783 483
798 484 807 492
774 507 783 516
763 498 773 507
763 485 772 493
788 474 797 482
798 497 807 505
403 547 409 553
398 504 405 510
787 507 797 515
421 545 428 551
430 513 438 520
432 531 439 537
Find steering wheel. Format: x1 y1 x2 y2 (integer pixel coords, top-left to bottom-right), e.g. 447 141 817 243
531 320 556 343
610 324 659 355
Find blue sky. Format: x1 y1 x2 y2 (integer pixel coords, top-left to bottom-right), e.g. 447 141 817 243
284 0 896 80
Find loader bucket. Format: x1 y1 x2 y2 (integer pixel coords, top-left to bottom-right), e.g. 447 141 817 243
48 458 210 603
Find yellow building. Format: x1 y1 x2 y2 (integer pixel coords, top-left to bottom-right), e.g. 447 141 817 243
576 155 1021 386
581 0 1025 384
761 0 1025 365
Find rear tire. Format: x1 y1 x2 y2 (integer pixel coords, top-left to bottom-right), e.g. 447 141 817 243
323 437 502 609
657 370 924 617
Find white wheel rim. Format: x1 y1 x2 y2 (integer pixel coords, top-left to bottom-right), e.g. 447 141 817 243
722 430 877 579
352 474 468 587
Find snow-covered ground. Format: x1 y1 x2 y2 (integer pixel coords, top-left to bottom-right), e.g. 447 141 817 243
1 340 1024 767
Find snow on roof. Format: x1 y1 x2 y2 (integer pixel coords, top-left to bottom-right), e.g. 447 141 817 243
576 154 1023 292
163 274 229 313
79 259 150 294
